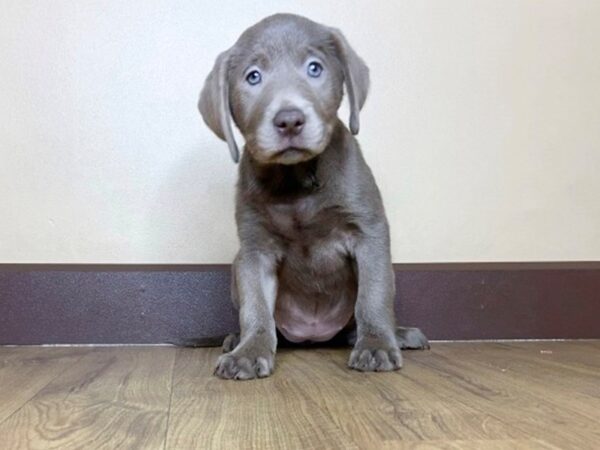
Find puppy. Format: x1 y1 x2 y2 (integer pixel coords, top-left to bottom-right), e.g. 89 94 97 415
199 13 428 380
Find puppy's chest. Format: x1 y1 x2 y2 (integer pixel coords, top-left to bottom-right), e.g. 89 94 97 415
263 198 357 258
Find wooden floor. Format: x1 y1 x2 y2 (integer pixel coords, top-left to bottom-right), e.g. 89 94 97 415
0 342 598 449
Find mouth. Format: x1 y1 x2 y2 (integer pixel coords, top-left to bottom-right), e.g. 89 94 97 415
270 147 313 164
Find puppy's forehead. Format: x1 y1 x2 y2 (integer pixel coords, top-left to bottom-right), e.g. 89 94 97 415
232 14 332 65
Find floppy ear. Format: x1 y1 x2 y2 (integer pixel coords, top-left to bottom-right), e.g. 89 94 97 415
329 28 370 135
198 50 240 163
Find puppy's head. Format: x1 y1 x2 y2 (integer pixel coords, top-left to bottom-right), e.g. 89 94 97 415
199 14 369 164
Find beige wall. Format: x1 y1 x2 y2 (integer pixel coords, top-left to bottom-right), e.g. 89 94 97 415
1 1 599 263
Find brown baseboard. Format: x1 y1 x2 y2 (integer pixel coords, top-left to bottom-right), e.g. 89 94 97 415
1 262 598 344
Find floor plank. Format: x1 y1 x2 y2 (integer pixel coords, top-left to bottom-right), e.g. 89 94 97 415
415 343 600 449
0 347 89 424
430 342 600 420
0 342 598 449
165 348 357 449
286 348 535 447
0 347 175 450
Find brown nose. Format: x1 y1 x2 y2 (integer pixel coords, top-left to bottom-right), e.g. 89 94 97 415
273 108 305 136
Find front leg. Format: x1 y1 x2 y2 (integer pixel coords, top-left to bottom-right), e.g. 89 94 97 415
349 227 402 372
215 251 278 380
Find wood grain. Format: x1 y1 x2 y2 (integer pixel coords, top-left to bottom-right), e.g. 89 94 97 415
165 348 356 449
0 347 175 450
0 347 89 424
0 342 598 449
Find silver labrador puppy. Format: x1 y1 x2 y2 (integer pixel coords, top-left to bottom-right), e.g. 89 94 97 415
199 13 428 380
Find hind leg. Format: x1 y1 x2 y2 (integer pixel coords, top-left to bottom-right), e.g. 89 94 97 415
222 333 240 353
396 327 430 349
342 326 429 350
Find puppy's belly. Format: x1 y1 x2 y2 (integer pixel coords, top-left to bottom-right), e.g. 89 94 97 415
275 291 355 343
274 244 357 343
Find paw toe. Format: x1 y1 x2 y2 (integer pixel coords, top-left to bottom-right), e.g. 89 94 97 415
349 347 403 372
373 349 393 371
214 354 236 379
357 349 375 371
255 357 271 378
232 357 254 380
388 348 403 367
214 352 273 380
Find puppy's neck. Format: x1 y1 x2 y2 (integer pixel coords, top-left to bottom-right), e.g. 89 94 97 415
243 122 347 200
248 156 321 199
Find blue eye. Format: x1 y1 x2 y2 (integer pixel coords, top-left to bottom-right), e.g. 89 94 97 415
307 61 323 78
246 70 261 85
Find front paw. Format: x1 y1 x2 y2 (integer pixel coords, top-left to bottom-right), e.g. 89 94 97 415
215 345 275 380
348 341 403 372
